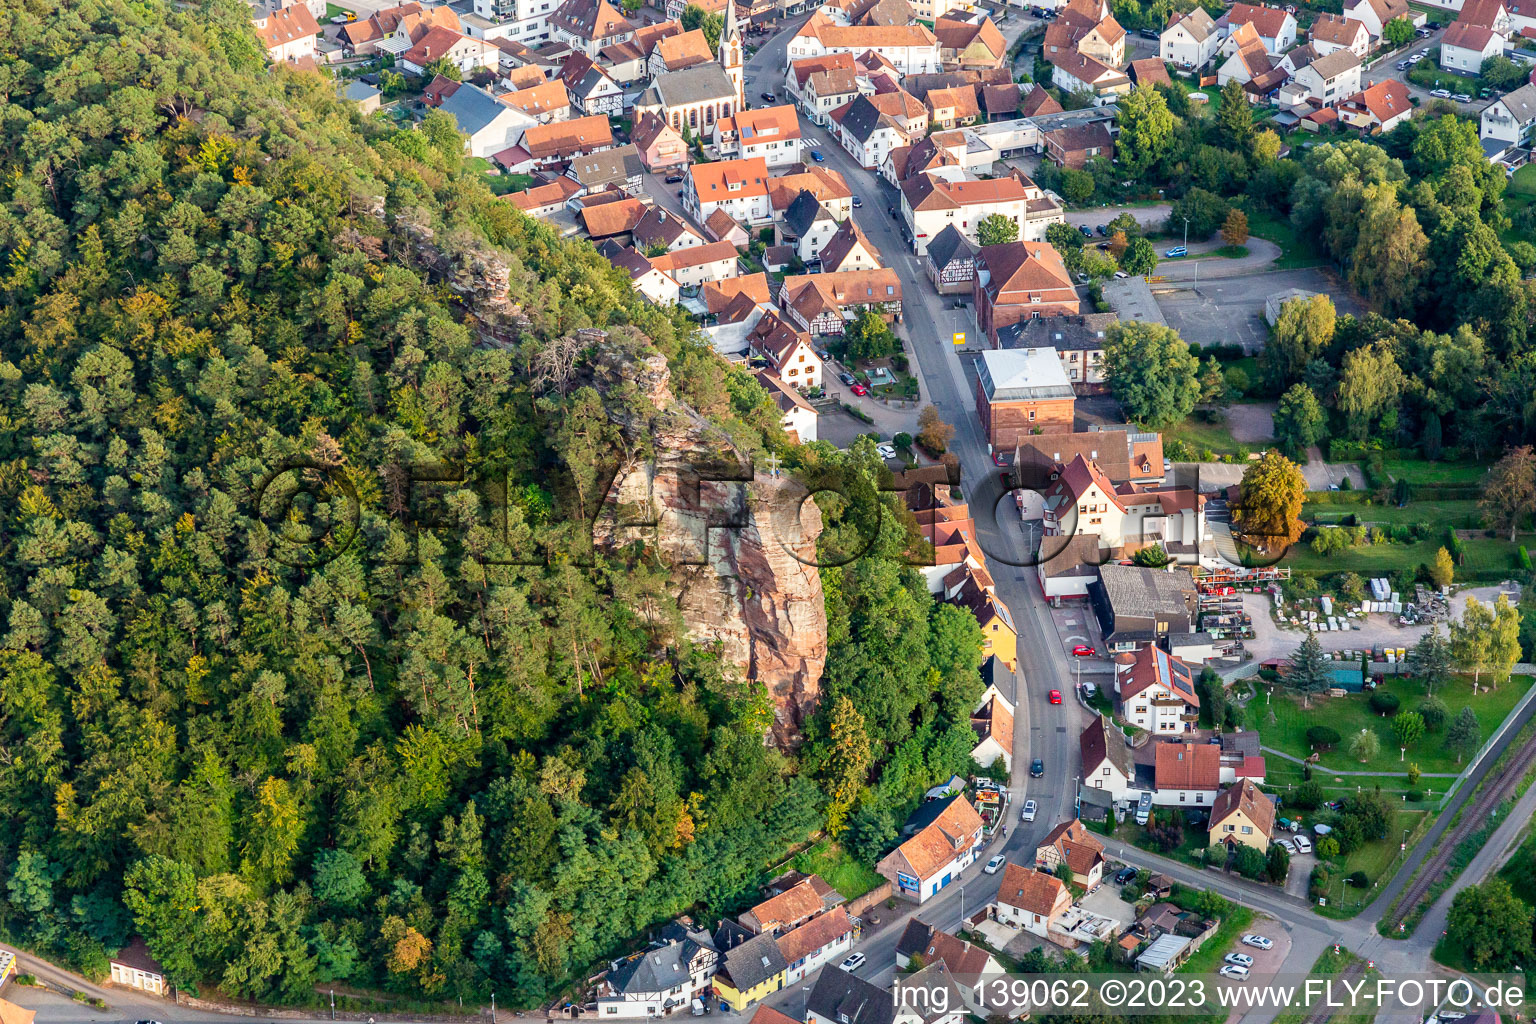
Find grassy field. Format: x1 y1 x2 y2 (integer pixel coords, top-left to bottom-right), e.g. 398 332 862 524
1177 906 1256 975
1315 809 1429 917
1164 410 1273 458
1246 674 1531 776
1282 532 1536 575
1243 208 1327 269
1500 164 1536 247
1303 498 1483 528
793 840 882 900
1497 828 1536 905
1381 457 1489 485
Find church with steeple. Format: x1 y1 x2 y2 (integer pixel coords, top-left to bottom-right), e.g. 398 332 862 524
718 0 743 111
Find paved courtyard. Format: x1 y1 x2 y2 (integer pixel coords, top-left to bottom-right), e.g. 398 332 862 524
1153 268 1366 353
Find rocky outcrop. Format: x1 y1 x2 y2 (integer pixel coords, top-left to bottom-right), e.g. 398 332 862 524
588 339 826 747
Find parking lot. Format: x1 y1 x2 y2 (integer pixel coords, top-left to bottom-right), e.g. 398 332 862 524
1153 268 1365 353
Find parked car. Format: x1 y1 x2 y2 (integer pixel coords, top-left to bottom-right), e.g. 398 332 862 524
1022 799 1038 822
1293 834 1313 854
1275 838 1297 855
838 371 856 386
1225 953 1255 968
851 194 863 208
1165 245 1188 257
1114 866 1137 884
1078 224 1093 236
1030 757 1044 777
1139 27 1159 37
1095 223 1108 235
876 443 897 459
1219 965 1251 981
1114 270 1129 278
984 854 1008 874
1242 934 1274 950
1048 689 1062 704
1427 19 1440 27
1081 682 1098 699
849 383 869 395
665 172 684 183
1451 92 1472 102
1072 644 1095 656
1396 60 1410 69
810 150 826 162
761 90 776 101
839 953 866 973
1417 26 1432 36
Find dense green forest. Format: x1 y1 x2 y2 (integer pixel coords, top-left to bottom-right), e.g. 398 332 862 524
0 0 988 1009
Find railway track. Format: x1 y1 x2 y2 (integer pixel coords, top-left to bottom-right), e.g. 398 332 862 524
1383 725 1536 932
1302 962 1365 1024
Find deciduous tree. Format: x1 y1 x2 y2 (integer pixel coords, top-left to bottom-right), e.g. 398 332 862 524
1480 446 1536 542
1101 321 1200 429
977 213 1019 247
1234 451 1307 553
1273 383 1326 456
1221 209 1249 247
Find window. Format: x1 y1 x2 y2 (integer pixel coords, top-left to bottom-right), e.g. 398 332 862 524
1196 793 1204 803
606 1008 620 1015
1224 823 1235 832
1242 825 1253 834
1179 792 1186 802
1103 767 1111 775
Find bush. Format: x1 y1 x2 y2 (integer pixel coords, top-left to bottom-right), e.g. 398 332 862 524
1369 691 1400 715
1347 870 1370 888
1406 790 1424 802
1306 726 1341 749
1520 546 1531 571
893 432 913 449
1291 780 1325 809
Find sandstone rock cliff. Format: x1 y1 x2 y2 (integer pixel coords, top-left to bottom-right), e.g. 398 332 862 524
587 340 827 747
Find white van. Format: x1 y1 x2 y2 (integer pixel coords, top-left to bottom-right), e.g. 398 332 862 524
1293 834 1313 855
1135 792 1153 826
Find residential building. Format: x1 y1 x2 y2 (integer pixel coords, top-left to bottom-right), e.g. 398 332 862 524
1440 20 1503 70
636 61 741 132
1020 83 1064 116
1208 779 1276 850
830 94 911 168
778 269 903 334
706 209 752 248
1045 0 1127 67
992 864 1071 937
650 28 715 74
597 919 720 1018
1015 426 1166 489
739 875 843 935
982 83 1024 118
687 157 773 225
1343 0 1410 37
1458 0 1511 32
972 241 1079 348
1160 8 1219 67
777 908 855 985
637 207 706 253
512 112 613 167
893 922 1004 1013
705 273 771 312
901 171 1065 255
110 939 167 996
1215 22 1285 90
632 111 690 170
877 794 986 902
1047 49 1131 95
714 105 804 166
925 224 978 295
1043 121 1114 168
649 240 741 287
787 52 859 110
610 245 684 304
1035 819 1106 887
344 80 383 113
997 311 1114 388
580 196 648 240
803 66 862 125
926 86 982 129
568 145 644 194
817 219 883 273
1481 82 1536 148
507 176 584 216
1080 714 1135 801
1224 2 1297 53
341 1 460 54
778 189 841 262
935 13 1008 70
973 347 1076 446
1038 453 1204 560
756 371 819 442
1152 741 1220 806
548 0 634 56
747 310 824 388
805 970 894 1024
1037 533 1102 602
254 3 321 63
970 684 1014 771
1128 57 1173 88
1282 47 1361 106
1309 13 1371 57
1339 78 1413 132
398 27 499 75
711 929 789 1011
1117 646 1199 735
1088 563 1197 652
561 53 626 115
441 83 537 158
767 168 854 219
501 80 572 121
786 13 942 75
949 570 1019 669
467 0 559 45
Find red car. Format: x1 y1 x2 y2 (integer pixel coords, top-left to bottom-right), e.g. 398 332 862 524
992 452 1008 466
1071 645 1095 657
850 383 869 396
1049 690 1063 704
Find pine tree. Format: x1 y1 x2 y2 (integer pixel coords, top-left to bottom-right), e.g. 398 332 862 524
1446 706 1481 763
1407 626 1453 694
1289 631 1331 707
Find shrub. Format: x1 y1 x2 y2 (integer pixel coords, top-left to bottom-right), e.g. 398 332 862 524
1306 726 1341 749
1520 546 1532 571
1291 780 1325 809
893 432 913 449
1406 790 1424 802
1369 691 1400 715
1347 870 1370 888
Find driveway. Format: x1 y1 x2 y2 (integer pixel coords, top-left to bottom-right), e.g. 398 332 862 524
1066 204 1171 231
1222 403 1276 444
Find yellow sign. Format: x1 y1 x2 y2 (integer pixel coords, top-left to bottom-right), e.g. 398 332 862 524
953 332 964 346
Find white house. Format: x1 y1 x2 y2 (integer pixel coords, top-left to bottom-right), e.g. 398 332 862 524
399 27 500 75
1117 646 1199 736
969 684 1014 771
1481 82 1536 149
686 157 774 226
1342 0 1411 38
876 795 985 903
254 3 321 63
829 94 908 169
776 908 854 984
1034 819 1106 888
1440 20 1503 70
1308 13 1371 57
748 310 824 389
610 246 684 305
109 940 167 997
1282 47 1361 106
1079 715 1136 803
1224 2 1297 54
439 83 537 157
786 12 942 75
648 240 741 289
714 105 804 167
1339 78 1415 132
597 921 719 1018
991 864 1071 938
755 372 818 443
1160 8 1219 67
1151 741 1220 806
899 170 1066 256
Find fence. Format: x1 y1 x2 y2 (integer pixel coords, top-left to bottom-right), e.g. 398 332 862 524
1436 678 1536 810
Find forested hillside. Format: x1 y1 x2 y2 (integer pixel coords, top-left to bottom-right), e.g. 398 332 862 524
0 0 987 1009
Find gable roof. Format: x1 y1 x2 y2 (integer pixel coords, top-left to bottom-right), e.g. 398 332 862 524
1209 779 1276 838
926 223 976 268
579 197 647 238
1020 84 1064 116
1443 20 1498 48
756 371 816 417
1349 0 1410 24
1304 47 1362 78
791 52 859 87
1167 7 1216 41
833 94 901 143
501 80 570 116
1310 13 1367 44
971 688 1014 757
635 206 704 250
1096 563 1195 619
440 83 517 137
725 104 804 145
1154 741 1221 791
1227 2 1293 38
775 906 853 963
402 26 476 69
1080 714 1133 779
1494 82 1536 122
693 157 773 206
976 241 1075 301
885 794 983 878
648 61 737 108
934 13 1007 56
1039 819 1106 875
1046 120 1114 154
549 0 634 39
523 113 614 158
795 11 939 50
649 239 740 273
705 207 749 242
744 876 837 933
1344 78 1410 122
607 935 713 995
422 74 462 106
981 83 1023 116
632 110 683 150
256 3 321 48
1120 645 1199 705
927 85 982 118
716 930 788 991
996 863 1068 915
768 168 852 209
568 145 641 186
655 27 714 69
506 176 583 212
1129 59 1173 87
806 967 894 1024
748 311 812 362
818 219 880 272
1457 0 1507 27
895 921 995 978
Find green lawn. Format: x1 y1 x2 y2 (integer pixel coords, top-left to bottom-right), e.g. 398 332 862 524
1243 208 1327 269
325 2 354 18
1211 244 1250 259
1247 673 1532 777
1282 532 1536 575
1497 828 1536 905
1163 410 1273 458
1499 165 1536 247
1303 498 1482 528
1177 906 1256 976
792 840 882 900
1315 810 1429 917
1381 457 1489 486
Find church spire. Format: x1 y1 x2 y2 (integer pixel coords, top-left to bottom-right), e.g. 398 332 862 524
719 0 743 111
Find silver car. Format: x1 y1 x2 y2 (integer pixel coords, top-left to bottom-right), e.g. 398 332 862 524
1021 799 1037 822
